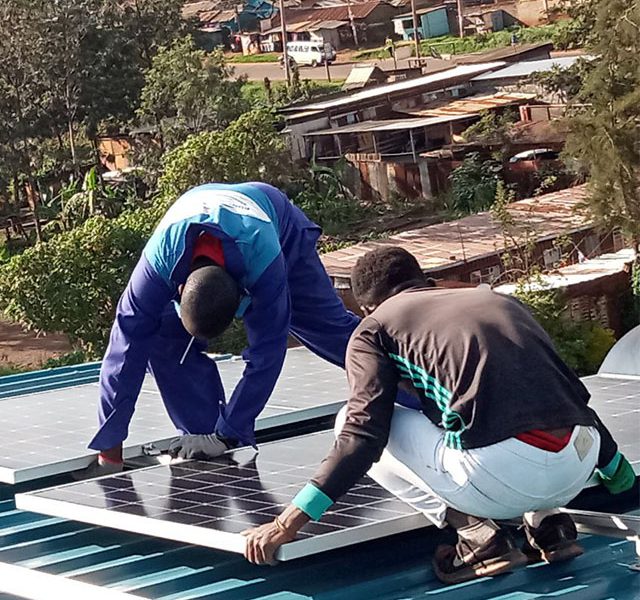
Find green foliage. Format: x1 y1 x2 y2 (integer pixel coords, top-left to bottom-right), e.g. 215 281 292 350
552 0 599 49
289 160 370 236
40 350 90 370
515 282 615 375
564 0 640 248
138 37 248 148
159 109 290 198
529 59 593 103
243 78 343 109
0 198 169 356
411 26 559 57
228 53 280 63
208 320 248 355
449 153 502 214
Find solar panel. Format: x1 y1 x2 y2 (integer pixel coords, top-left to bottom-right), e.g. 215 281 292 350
16 430 428 560
0 348 348 484
582 374 640 472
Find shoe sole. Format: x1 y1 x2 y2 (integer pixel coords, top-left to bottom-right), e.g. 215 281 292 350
434 549 529 585
541 542 584 564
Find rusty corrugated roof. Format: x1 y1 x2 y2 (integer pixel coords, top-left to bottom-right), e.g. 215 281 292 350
321 185 591 278
285 0 385 24
399 92 536 118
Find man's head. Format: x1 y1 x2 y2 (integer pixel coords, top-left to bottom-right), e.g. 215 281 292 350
180 258 241 340
351 246 432 314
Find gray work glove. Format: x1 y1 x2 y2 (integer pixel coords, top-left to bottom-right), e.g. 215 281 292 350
168 433 231 460
71 456 124 481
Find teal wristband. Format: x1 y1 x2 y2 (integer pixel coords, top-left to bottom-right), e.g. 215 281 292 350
292 483 333 520
600 452 622 478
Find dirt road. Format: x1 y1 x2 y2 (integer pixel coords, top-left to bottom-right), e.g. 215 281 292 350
0 319 71 368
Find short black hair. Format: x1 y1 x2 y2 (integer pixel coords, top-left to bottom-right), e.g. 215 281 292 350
351 246 431 308
180 261 241 340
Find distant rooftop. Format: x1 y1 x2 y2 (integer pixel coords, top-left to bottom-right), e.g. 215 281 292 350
282 62 505 113
321 185 590 279
495 248 634 295
472 56 587 81
305 112 474 136
453 42 553 65
398 91 536 118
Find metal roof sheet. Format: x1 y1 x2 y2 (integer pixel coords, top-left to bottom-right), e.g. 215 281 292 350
472 56 588 81
285 0 384 24
394 5 447 19
283 62 505 112
0 357 638 599
398 92 536 118
321 185 592 278
305 112 475 135
453 42 553 65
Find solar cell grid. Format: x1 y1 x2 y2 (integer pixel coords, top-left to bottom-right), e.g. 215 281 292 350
18 431 427 559
0 348 349 483
582 375 640 469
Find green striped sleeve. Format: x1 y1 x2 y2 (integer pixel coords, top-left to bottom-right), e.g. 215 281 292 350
292 483 334 520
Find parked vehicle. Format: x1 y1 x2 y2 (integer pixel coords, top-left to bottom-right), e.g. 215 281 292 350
282 41 336 67
509 148 560 163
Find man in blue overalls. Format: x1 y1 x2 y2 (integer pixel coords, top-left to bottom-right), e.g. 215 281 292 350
85 182 360 475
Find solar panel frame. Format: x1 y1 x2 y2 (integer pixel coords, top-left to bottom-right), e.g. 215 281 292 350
0 348 349 484
582 374 640 473
16 431 430 561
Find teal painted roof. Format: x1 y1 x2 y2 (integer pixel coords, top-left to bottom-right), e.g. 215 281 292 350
0 364 638 599
0 498 638 599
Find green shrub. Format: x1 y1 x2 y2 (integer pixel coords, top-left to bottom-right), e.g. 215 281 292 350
0 198 170 357
158 109 290 198
449 153 502 214
515 283 615 376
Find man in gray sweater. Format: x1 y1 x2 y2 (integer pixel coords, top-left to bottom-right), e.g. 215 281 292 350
243 247 635 584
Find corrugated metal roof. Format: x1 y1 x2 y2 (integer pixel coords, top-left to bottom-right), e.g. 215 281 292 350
285 0 384 24
472 56 588 81
0 356 639 598
453 42 553 65
305 112 475 135
1 497 639 599
321 185 591 278
495 249 635 295
282 62 505 112
394 5 447 19
398 92 536 118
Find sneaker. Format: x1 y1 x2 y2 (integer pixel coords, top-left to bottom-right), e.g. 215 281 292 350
523 513 583 564
432 529 528 585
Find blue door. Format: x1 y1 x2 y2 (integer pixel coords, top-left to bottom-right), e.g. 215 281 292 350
422 8 449 38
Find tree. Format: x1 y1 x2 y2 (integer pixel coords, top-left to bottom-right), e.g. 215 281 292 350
158 109 290 198
117 0 188 70
138 37 248 149
564 0 640 251
449 153 502 214
529 59 593 104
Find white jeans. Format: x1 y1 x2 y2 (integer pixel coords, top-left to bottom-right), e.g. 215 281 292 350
335 405 600 528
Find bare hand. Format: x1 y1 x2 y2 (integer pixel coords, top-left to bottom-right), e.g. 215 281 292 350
242 520 297 565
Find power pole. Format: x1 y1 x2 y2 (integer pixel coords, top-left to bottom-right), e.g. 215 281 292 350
346 0 359 47
410 0 420 60
456 0 464 38
278 0 291 85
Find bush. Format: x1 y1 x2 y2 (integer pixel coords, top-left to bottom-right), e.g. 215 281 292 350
0 198 170 356
158 109 291 198
449 153 502 214
515 283 615 376
287 161 370 236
